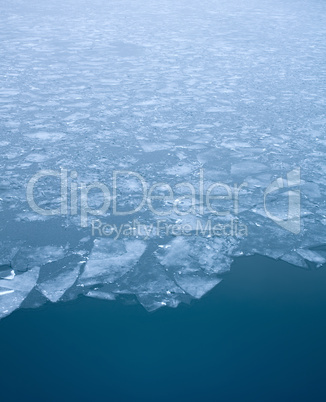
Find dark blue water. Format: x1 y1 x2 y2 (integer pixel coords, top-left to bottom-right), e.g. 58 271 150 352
0 255 325 402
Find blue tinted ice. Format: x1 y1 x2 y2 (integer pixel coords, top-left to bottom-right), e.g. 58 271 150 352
0 0 325 317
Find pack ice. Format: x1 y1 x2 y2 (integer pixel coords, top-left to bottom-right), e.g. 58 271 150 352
0 0 325 318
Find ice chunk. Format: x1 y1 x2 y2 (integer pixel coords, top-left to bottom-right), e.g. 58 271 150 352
164 164 194 176
157 236 235 275
281 252 308 269
80 239 147 285
86 290 116 301
296 249 326 267
174 274 222 299
0 265 15 280
37 262 81 303
231 162 268 176
0 267 40 319
115 260 185 311
12 245 66 271
25 132 66 141
139 142 172 152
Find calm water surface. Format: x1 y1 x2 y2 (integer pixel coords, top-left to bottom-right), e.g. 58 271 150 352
0 255 325 402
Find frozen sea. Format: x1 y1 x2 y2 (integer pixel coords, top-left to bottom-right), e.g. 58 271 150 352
0 0 326 318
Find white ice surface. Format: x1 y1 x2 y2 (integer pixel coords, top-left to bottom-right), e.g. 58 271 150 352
0 0 326 317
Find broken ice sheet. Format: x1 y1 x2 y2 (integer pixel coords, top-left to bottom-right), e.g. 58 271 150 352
116 259 187 311
295 249 326 267
156 236 236 275
173 274 222 300
12 245 67 271
0 267 40 319
79 239 147 286
154 236 234 300
0 0 326 318
37 257 82 303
